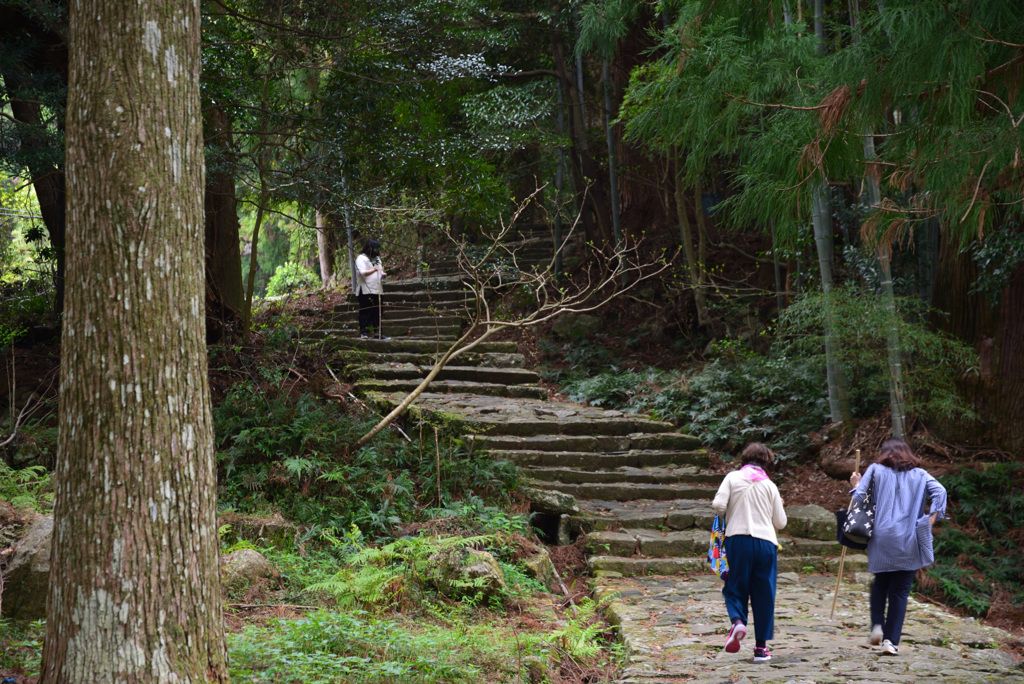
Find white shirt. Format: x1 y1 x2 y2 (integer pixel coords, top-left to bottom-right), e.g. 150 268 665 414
712 467 787 545
355 254 382 295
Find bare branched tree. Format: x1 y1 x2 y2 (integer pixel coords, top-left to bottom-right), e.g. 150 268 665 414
352 189 672 448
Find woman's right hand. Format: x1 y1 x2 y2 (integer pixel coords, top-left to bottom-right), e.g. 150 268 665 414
849 471 861 488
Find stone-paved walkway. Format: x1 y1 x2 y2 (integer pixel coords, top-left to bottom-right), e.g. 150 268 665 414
594 571 1022 683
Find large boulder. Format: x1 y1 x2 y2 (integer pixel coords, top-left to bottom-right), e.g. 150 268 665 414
221 548 276 593
522 486 579 515
785 504 837 541
429 546 507 601
1 514 53 619
552 313 602 339
521 546 556 592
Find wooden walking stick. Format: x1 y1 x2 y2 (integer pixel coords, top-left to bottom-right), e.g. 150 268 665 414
830 449 860 619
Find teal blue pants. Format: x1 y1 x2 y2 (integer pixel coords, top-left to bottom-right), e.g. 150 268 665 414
723 535 778 642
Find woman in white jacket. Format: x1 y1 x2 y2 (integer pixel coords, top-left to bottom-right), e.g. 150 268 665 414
712 442 787 663
355 239 387 339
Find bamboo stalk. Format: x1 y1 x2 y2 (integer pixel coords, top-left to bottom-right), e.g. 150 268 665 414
831 449 861 619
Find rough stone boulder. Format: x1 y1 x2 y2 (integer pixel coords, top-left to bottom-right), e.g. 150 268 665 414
785 504 838 541
521 486 579 515
1 514 53 620
218 512 297 549
221 548 276 592
429 546 507 600
552 313 602 339
521 546 556 592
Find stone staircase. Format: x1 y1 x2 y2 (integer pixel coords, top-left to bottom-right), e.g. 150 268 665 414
309 265 862 579
305 250 1022 684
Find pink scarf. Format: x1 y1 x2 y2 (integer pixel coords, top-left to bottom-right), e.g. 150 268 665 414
740 464 769 482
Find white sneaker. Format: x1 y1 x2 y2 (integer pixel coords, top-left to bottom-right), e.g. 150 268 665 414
881 639 899 655
869 625 883 646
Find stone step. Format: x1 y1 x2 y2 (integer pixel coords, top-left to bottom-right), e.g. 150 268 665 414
354 378 547 400
319 313 466 328
472 430 700 449
588 553 868 577
376 275 467 291
525 465 721 486
527 480 716 502
587 528 708 557
569 501 841 541
585 528 848 559
335 350 527 368
493 449 709 469
327 338 518 354
335 293 474 309
306 322 464 339
349 363 539 385
324 337 516 353
571 499 716 532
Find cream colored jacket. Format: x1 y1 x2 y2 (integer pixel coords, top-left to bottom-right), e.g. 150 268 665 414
712 468 787 545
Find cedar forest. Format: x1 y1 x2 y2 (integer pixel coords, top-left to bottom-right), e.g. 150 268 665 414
0 0 1022 682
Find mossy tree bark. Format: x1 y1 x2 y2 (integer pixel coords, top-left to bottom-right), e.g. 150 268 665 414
40 0 228 681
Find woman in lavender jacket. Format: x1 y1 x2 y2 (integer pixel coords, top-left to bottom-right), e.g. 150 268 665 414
849 439 947 656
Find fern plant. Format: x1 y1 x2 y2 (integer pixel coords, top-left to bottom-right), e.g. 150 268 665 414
308 527 497 610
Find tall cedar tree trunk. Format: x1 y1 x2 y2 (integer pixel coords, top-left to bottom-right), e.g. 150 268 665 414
204 105 245 340
931 237 1024 454
316 210 336 288
862 133 907 439
811 184 854 427
550 28 614 248
41 0 228 680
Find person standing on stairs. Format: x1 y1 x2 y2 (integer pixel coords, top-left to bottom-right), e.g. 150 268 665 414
712 442 787 663
355 238 389 339
849 438 946 656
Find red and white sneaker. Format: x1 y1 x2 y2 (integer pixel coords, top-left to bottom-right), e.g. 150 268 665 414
724 622 746 653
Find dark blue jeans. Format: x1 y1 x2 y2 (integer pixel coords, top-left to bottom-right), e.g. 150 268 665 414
871 569 915 645
722 535 778 642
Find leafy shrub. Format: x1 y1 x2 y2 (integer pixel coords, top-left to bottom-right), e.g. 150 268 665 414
0 618 43 679
266 261 319 297
924 463 1024 616
309 528 498 609
213 384 519 537
778 284 977 423
553 355 827 460
0 462 52 511
561 367 667 408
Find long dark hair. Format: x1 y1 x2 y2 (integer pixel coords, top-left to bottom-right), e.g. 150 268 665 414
361 238 380 260
878 438 920 472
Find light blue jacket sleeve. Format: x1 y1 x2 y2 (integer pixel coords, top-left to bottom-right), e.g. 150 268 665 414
924 470 947 520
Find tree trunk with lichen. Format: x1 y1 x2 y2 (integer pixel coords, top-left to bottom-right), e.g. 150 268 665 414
40 0 228 680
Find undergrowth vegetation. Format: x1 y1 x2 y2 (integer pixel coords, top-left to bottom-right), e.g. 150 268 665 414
540 286 976 461
922 463 1024 618
213 381 520 537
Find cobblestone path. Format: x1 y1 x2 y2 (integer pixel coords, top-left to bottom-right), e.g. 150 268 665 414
596 572 1021 683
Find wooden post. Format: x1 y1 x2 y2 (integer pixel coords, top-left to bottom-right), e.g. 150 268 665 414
830 449 861 619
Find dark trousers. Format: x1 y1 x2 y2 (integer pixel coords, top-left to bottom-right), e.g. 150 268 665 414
357 292 381 335
870 569 915 645
722 535 778 642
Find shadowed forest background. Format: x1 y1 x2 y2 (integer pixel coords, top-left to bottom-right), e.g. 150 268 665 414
1 0 1023 682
